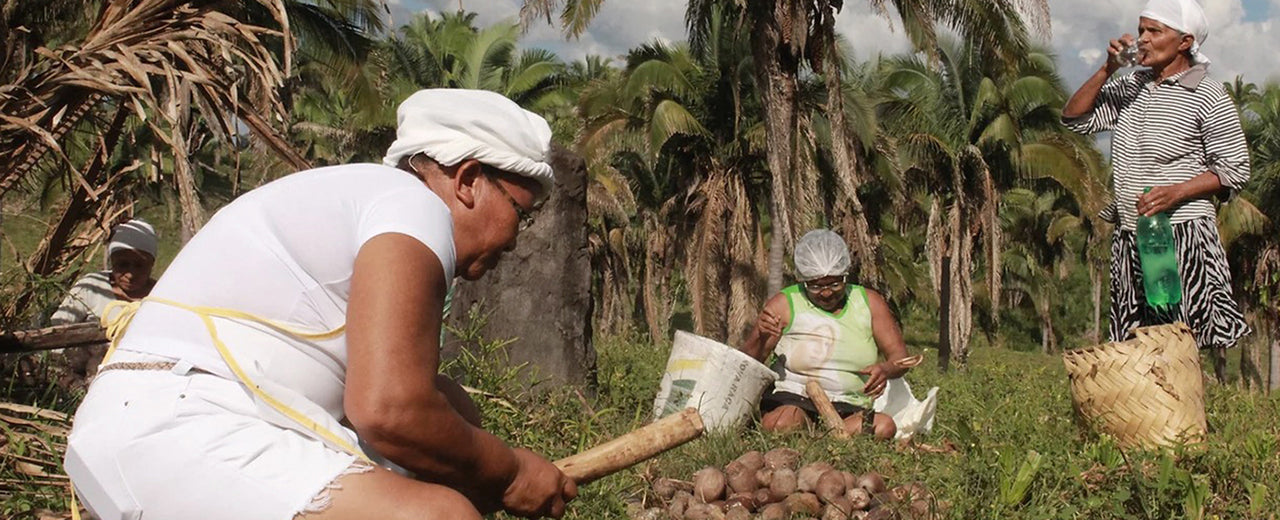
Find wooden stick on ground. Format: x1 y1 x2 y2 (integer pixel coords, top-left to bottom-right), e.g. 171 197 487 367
554 407 704 485
805 381 851 439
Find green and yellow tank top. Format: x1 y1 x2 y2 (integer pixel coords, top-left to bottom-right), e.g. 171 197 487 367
771 284 878 408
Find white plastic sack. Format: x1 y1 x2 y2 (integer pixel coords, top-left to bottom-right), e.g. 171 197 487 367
873 377 939 441
652 331 778 433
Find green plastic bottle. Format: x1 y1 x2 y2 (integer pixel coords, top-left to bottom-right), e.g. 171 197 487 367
1135 188 1182 312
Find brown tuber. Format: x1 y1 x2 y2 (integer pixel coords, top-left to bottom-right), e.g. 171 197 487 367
724 504 751 520
797 462 837 492
763 447 801 471
725 462 759 494
815 470 847 504
668 491 693 518
783 492 823 515
769 468 798 496
855 472 887 495
693 467 727 503
821 502 851 520
840 471 857 491
652 477 690 500
733 450 766 474
724 492 756 512
754 486 785 506
758 503 790 520
755 468 774 488
846 488 872 510
684 502 725 520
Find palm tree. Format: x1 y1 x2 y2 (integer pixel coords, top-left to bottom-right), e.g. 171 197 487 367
1001 187 1090 353
873 39 1103 367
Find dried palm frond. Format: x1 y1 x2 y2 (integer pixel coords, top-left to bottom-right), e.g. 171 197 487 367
0 0 302 199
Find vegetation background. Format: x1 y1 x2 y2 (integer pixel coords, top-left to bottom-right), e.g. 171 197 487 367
2 0 1279 518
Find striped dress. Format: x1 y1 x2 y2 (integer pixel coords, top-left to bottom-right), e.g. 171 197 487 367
1064 64 1251 349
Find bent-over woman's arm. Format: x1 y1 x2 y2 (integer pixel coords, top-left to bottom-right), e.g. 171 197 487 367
344 233 518 502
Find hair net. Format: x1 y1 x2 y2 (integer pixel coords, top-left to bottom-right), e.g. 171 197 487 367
1141 0 1210 65
108 219 158 259
793 229 851 281
382 89 555 193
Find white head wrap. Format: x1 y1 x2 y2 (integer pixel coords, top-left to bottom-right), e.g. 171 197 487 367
382 89 555 193
107 219 158 259
1140 0 1210 65
794 229 851 281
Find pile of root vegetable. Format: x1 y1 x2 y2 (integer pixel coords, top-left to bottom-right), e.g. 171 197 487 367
635 448 939 520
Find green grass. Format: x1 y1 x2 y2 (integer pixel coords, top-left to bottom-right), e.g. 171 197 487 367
457 331 1280 519
2 308 1279 518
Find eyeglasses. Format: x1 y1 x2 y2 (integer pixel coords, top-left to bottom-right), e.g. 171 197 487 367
804 276 847 293
484 172 537 232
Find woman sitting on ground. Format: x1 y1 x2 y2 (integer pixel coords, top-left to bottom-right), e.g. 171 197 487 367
739 229 911 440
50 218 158 325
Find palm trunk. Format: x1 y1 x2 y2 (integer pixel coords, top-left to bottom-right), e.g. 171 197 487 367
982 169 1001 346
948 206 973 367
1269 337 1279 393
750 0 798 296
938 253 952 372
817 0 878 287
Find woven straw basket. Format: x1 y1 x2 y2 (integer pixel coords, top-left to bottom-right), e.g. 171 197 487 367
1062 323 1206 449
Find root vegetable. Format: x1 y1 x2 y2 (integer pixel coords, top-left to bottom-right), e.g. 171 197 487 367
759 503 789 520
821 502 851 520
725 462 758 494
783 492 822 515
668 491 693 518
797 462 837 492
850 512 869 520
846 488 872 510
725 503 752 520
864 508 898 520
855 472 887 494
840 471 857 490
763 447 801 471
684 503 718 520
753 487 785 506
769 468 798 496
652 477 689 500
733 450 766 474
693 467 727 503
827 496 854 515
755 468 774 488
907 499 933 519
815 470 847 504
724 492 757 511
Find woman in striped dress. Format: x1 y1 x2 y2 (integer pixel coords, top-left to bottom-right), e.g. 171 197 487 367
1062 0 1250 379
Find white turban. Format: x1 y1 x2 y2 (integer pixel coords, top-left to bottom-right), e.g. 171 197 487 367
794 229 851 281
1141 0 1210 65
382 89 555 193
107 219 158 259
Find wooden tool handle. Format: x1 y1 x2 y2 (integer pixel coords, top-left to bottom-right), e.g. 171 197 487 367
805 381 851 439
554 407 704 485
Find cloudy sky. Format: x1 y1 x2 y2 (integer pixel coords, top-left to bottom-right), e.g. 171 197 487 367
387 0 1279 89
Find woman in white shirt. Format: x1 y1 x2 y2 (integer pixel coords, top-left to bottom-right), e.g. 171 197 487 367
65 90 576 520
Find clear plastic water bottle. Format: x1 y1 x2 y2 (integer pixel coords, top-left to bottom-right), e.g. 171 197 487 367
1136 188 1182 311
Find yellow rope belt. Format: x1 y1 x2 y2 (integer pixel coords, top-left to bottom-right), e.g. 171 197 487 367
72 297 371 519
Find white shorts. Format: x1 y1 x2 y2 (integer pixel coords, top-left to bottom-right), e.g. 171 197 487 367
66 350 366 520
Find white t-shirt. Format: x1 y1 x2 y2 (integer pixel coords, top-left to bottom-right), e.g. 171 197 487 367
49 271 116 325
118 164 456 420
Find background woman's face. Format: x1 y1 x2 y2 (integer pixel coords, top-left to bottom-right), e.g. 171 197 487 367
1136 17 1191 68
109 249 154 293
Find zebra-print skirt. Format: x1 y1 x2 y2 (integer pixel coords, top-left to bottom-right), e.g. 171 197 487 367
1110 217 1251 349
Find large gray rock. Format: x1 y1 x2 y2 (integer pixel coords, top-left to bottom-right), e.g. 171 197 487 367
445 144 595 388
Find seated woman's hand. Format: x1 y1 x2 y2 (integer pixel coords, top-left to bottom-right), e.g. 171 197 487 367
756 308 785 338
855 363 890 398
503 448 578 518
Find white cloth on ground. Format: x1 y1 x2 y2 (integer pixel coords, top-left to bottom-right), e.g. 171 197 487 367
382 88 555 193
1140 0 1210 65
873 378 940 441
